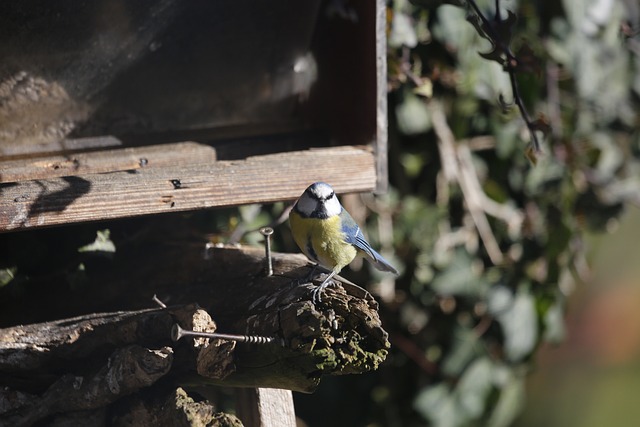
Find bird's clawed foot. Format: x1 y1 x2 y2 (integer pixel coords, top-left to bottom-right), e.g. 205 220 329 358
289 265 339 304
311 271 339 304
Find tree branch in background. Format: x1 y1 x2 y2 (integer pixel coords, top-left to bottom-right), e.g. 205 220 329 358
430 100 524 265
465 0 550 161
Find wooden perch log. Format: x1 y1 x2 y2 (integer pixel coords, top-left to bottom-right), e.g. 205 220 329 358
0 307 182 426
181 246 390 391
0 245 389 425
2 345 173 427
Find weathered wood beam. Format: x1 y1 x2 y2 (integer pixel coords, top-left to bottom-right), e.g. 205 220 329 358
0 145 376 232
0 141 217 183
236 388 296 427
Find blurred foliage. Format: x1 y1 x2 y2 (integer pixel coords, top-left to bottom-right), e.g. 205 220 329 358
377 0 640 425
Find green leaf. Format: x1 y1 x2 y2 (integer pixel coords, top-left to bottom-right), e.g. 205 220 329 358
524 144 539 166
487 367 526 427
415 357 499 426
78 229 116 253
0 267 17 287
591 132 623 181
413 383 463 427
400 152 426 178
524 154 564 196
456 357 494 418
389 11 418 48
431 249 489 297
413 79 434 98
395 91 432 135
442 325 483 376
543 301 566 343
489 286 538 362
398 196 441 251
433 5 477 51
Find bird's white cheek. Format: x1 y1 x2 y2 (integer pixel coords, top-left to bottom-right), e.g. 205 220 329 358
325 197 342 216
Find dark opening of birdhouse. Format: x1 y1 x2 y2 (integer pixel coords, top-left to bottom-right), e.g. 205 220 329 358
0 0 382 157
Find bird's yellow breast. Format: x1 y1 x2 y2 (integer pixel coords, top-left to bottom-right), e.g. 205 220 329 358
289 211 357 272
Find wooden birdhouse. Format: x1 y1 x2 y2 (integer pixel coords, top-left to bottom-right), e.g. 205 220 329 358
0 0 389 231
0 1 390 425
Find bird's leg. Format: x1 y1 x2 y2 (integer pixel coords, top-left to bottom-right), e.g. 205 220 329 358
311 270 338 304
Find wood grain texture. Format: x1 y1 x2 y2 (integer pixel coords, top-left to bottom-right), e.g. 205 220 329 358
0 145 376 232
236 388 296 427
255 389 296 427
0 141 217 183
375 0 389 194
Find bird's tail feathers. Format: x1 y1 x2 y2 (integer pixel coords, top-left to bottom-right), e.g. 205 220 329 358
366 248 398 275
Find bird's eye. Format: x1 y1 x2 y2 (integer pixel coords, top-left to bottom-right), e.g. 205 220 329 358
326 192 335 200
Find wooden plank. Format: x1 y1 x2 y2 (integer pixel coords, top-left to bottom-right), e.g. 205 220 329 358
254 389 296 427
0 141 217 183
375 0 389 194
236 388 297 427
0 146 376 232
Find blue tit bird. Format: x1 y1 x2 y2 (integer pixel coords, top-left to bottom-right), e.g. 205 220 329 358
289 182 398 303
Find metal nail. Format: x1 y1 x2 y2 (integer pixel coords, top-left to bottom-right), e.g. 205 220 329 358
152 294 167 309
171 324 279 345
259 227 274 276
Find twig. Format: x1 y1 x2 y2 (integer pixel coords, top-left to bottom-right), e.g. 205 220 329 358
473 314 493 338
465 0 543 153
456 143 524 237
428 99 503 264
400 46 426 88
430 100 504 264
467 0 516 61
430 100 524 264
434 220 479 255
507 69 541 152
464 135 496 151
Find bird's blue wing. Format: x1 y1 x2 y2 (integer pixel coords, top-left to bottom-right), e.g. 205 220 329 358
340 209 398 274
